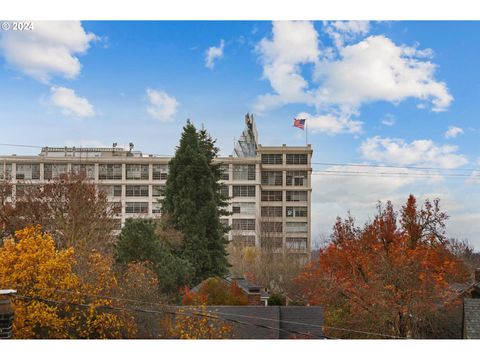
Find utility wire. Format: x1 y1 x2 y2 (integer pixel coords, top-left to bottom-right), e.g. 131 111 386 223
19 286 404 339
12 292 326 339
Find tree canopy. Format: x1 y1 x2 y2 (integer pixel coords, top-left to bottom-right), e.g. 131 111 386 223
295 195 469 339
162 121 229 284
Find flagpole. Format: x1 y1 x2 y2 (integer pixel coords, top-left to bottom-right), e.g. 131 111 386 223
305 119 308 146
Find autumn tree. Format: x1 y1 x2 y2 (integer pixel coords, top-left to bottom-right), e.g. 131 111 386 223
0 226 136 339
295 195 469 339
181 277 248 306
228 217 305 296
0 172 115 254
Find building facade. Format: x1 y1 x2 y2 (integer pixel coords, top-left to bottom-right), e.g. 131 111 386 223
0 114 312 259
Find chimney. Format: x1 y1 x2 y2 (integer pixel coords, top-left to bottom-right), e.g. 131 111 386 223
0 290 16 339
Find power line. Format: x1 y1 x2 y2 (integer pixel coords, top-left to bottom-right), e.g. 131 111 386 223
19 286 404 339
12 292 326 339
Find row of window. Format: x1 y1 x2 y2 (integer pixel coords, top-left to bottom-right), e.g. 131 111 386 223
226 219 308 233
261 154 308 165
99 185 164 197
0 163 169 181
231 235 307 250
225 186 308 202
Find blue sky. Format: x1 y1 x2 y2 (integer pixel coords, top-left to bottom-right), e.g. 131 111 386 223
1 21 479 248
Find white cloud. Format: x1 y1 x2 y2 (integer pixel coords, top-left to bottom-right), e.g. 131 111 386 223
297 111 362 135
205 39 225 69
0 21 97 83
323 20 370 48
444 126 464 139
314 35 453 113
254 22 453 135
49 86 94 118
360 136 468 169
381 113 396 126
254 21 320 112
146 88 179 122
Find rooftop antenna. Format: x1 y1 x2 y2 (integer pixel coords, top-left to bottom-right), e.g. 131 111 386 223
129 142 134 152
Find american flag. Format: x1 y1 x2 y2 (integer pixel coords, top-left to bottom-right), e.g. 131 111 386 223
293 118 306 130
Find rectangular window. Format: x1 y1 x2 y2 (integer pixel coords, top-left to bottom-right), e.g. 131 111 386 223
286 154 308 165
71 164 95 179
231 202 256 215
261 222 283 233
126 185 149 197
286 191 307 202
125 202 149 214
286 222 308 233
153 185 164 197
261 237 283 249
261 154 283 165
220 185 229 197
232 164 256 180
232 219 256 231
0 164 12 180
286 206 307 217
99 164 122 180
261 190 282 202
261 206 283 217
286 171 307 186
219 165 229 181
99 185 122 197
15 164 40 180
261 171 283 186
44 164 68 180
152 164 168 180
152 202 162 214
232 185 255 197
232 235 256 247
286 237 308 250
126 164 149 180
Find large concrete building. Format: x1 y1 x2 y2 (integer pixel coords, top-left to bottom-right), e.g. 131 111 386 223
0 114 312 259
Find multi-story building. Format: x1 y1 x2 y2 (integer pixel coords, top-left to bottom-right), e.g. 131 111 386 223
0 114 312 259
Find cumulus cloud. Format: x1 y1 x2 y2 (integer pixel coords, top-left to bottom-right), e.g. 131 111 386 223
0 21 97 83
146 88 179 122
205 39 225 69
444 126 464 139
254 21 319 112
254 22 453 134
323 20 370 48
296 111 362 134
49 86 94 118
360 136 468 169
314 35 452 113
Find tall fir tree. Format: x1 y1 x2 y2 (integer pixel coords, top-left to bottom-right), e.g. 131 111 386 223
162 121 229 284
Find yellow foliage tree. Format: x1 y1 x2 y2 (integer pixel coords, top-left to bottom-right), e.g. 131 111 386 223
165 305 233 339
0 226 137 339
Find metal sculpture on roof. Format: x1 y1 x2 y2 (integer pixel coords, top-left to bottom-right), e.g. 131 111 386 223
232 113 258 157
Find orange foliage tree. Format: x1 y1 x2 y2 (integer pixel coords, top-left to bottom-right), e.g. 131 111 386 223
0 226 136 339
182 277 248 306
295 195 469 339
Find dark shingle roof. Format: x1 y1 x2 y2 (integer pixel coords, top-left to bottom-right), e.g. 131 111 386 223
464 298 480 339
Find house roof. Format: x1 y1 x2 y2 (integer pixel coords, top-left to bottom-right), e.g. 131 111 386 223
464 298 480 339
191 276 269 299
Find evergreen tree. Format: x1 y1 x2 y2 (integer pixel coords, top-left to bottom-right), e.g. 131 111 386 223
162 121 229 284
115 218 193 295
